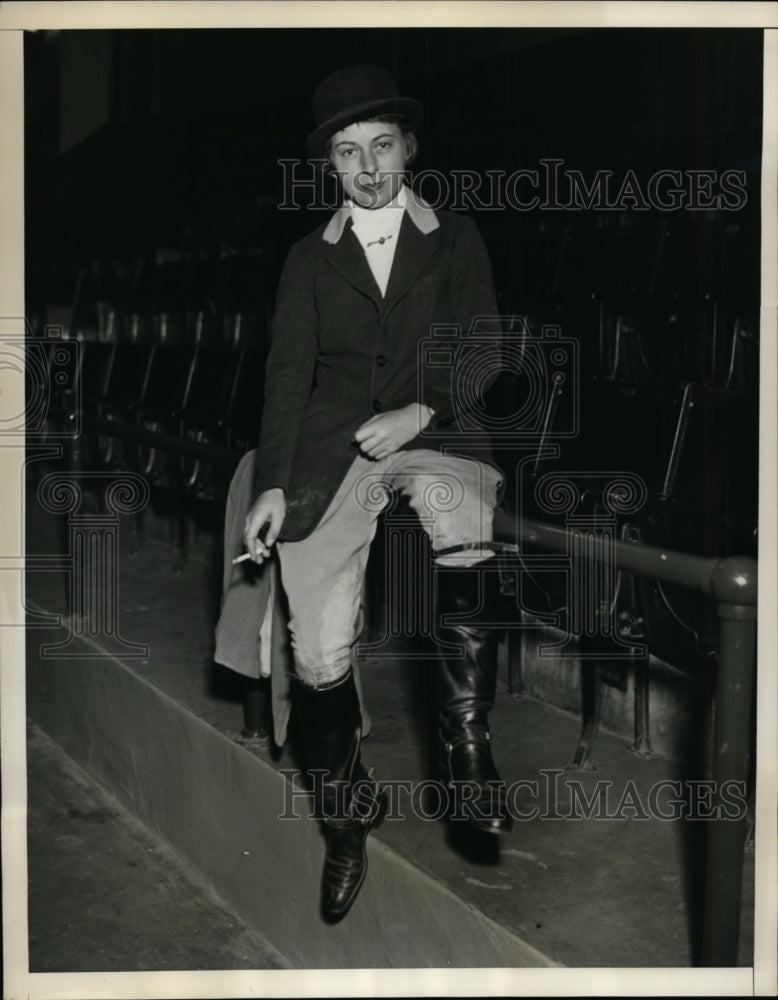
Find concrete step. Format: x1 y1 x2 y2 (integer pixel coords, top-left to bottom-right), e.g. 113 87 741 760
26 621 554 969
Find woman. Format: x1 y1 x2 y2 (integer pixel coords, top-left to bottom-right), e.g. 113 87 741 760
243 63 511 923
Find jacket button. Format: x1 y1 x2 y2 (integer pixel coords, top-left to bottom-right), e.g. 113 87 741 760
372 399 382 413
376 354 387 367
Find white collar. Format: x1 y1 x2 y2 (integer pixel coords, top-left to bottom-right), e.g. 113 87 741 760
349 184 407 237
322 184 440 244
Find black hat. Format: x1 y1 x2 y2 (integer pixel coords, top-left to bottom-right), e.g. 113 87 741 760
306 64 423 157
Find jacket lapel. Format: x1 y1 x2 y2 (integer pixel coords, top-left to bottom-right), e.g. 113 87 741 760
322 204 439 312
323 219 382 305
381 213 437 317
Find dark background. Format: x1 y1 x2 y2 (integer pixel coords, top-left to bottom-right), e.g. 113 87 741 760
22 29 764 564
24 27 763 273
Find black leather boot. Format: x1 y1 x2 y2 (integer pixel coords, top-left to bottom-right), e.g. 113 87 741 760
293 670 385 922
435 564 512 835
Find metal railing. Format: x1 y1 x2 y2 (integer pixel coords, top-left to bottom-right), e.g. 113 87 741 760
493 508 757 967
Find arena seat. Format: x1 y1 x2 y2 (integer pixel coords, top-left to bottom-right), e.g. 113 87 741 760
224 347 266 455
120 254 192 346
47 339 116 478
223 252 273 353
179 346 243 506
68 258 137 343
134 344 197 478
41 260 84 337
91 342 154 471
187 254 230 347
628 382 758 672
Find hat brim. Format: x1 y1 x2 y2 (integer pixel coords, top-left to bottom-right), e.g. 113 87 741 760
306 96 423 157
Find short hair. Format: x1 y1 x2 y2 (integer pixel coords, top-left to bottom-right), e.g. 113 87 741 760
325 114 418 166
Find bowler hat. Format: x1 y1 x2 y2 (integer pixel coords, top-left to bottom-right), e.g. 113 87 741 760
306 64 423 157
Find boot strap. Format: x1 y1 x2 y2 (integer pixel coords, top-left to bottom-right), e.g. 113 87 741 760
324 773 382 828
433 541 519 556
440 728 491 753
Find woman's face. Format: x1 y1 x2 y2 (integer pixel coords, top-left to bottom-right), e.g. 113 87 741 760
329 120 411 209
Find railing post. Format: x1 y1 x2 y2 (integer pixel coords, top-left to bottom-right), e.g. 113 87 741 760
701 556 758 966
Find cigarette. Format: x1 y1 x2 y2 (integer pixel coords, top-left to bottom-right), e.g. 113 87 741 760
232 552 254 564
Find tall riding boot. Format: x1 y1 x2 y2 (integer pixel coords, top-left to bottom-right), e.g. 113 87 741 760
293 670 385 922
435 565 512 835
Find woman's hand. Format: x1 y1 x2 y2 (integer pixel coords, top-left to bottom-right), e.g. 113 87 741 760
353 403 434 462
242 487 286 564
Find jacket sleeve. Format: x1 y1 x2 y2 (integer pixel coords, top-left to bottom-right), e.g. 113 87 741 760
254 241 318 497
426 214 502 430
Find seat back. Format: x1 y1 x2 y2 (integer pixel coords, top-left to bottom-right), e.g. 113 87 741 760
628 382 758 670
140 345 197 421
183 347 241 432
78 341 116 408
662 383 758 556
101 343 153 414
226 349 266 451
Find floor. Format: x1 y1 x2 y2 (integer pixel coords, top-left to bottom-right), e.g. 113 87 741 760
26 723 288 973
21 482 756 971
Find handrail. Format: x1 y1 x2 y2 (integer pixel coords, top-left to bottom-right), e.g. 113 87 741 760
493 508 758 607
82 414 245 465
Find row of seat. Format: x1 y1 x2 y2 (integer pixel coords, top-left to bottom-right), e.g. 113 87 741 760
30 210 758 316
495 213 759 393
28 216 758 396
28 249 276 350
503 302 757 393
493 374 759 553
33 329 758 547
32 337 265 536
511 216 756 308
490 369 758 678
31 293 758 403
